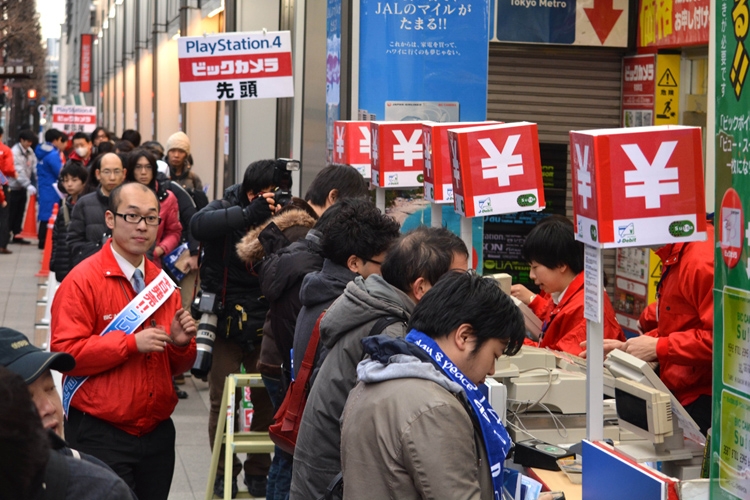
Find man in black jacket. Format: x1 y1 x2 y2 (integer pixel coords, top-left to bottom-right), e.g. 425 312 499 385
190 159 283 499
66 153 126 267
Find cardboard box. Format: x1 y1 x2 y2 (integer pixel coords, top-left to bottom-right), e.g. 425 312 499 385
448 122 545 217
570 125 706 248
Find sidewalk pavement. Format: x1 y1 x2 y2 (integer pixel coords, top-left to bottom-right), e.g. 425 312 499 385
0 243 264 500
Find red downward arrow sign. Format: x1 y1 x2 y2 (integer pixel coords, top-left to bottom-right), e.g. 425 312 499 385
584 0 624 44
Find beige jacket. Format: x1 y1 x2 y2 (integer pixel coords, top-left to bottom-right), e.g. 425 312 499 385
340 356 494 500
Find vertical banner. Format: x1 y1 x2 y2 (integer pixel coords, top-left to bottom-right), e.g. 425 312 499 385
712 0 750 497
622 55 655 127
358 0 490 122
80 34 93 93
326 0 343 158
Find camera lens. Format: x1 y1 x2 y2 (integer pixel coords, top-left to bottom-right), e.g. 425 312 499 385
191 313 218 379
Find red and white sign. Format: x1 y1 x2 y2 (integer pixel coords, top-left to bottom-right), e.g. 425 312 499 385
638 0 709 48
371 121 424 188
447 122 545 218
570 125 706 248
80 34 93 93
51 105 97 137
333 121 372 178
720 188 743 268
622 54 655 127
423 121 498 204
177 31 293 103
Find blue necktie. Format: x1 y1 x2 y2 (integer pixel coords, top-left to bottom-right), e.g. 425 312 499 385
133 269 145 293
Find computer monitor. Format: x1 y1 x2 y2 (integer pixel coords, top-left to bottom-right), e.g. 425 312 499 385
605 349 706 463
614 377 674 444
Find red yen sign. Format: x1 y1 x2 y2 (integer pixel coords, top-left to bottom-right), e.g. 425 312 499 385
333 120 372 178
570 125 706 248
448 122 545 218
371 121 424 188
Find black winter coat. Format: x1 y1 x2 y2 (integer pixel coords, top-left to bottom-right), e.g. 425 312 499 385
49 197 75 281
66 189 110 267
156 173 200 255
190 183 272 349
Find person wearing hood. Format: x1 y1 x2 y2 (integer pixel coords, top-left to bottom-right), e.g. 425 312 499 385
340 271 525 500
35 128 67 249
165 131 202 192
190 159 282 499
67 132 93 167
290 226 469 500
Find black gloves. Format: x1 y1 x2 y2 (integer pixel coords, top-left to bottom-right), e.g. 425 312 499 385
243 195 273 226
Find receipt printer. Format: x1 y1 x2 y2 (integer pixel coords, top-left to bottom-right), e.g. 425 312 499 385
513 439 575 471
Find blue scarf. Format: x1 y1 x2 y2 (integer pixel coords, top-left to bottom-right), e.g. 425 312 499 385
406 329 511 497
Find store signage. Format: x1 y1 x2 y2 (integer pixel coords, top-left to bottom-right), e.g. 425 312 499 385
490 0 628 46
371 121 425 188
0 65 33 77
177 31 293 103
622 54 680 127
332 121 372 178
638 0 709 48
570 125 706 248
80 34 93 93
423 121 498 204
51 105 97 136
448 122 545 217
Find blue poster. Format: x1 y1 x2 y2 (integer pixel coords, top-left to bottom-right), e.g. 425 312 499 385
358 0 490 122
492 0 576 44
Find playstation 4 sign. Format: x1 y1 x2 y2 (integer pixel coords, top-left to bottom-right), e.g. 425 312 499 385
570 125 707 249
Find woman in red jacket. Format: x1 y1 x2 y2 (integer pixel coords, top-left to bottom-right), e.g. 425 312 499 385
126 149 182 269
511 215 625 355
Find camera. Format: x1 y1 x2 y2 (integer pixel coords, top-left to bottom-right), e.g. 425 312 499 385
273 158 300 190
191 292 222 379
272 189 294 207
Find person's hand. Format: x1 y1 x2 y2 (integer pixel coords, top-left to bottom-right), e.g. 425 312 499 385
579 338 625 359
135 327 172 353
185 255 199 272
1 200 7 208
153 246 165 258
243 192 275 225
170 309 197 347
511 284 536 305
624 335 658 362
27 185 37 196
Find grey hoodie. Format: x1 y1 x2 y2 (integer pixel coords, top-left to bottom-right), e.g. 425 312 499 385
289 274 414 500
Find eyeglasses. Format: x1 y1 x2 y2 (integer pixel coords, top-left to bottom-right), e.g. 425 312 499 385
361 257 383 266
115 213 161 226
134 164 151 171
100 169 123 177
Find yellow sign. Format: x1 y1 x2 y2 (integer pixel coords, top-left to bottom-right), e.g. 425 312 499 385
647 250 661 304
654 54 680 125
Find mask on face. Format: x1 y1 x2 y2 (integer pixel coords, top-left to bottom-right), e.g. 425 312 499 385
75 147 89 158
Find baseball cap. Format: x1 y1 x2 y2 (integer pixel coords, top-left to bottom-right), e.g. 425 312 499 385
0 327 75 383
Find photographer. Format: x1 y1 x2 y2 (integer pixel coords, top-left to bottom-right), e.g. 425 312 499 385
190 159 290 498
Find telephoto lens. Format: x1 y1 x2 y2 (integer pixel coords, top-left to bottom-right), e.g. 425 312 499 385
191 313 218 379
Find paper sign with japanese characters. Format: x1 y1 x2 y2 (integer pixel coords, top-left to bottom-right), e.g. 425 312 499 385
333 121 372 178
570 125 706 248
177 31 293 103
371 122 425 188
423 121 498 204
447 122 545 218
52 105 97 136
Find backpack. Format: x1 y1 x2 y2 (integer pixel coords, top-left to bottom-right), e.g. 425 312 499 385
268 314 403 455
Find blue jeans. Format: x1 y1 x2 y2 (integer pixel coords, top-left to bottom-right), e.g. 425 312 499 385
261 374 292 500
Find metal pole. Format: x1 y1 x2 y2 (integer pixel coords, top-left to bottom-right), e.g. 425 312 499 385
375 187 385 212
585 244 604 441
460 215 473 269
431 204 442 228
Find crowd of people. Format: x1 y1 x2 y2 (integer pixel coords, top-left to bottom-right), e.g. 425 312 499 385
0 124 715 500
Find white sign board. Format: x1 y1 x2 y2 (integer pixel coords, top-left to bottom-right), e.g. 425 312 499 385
177 31 294 103
51 105 97 136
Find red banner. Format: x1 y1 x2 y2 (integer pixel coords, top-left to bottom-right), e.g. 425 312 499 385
637 0 709 48
177 52 293 83
80 34 92 93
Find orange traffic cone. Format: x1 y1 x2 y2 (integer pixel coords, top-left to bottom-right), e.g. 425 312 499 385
18 193 38 239
36 205 57 277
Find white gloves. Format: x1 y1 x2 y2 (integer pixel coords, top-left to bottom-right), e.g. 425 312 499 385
27 185 37 196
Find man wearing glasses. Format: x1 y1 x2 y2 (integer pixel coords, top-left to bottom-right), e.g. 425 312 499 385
67 152 127 267
51 182 197 500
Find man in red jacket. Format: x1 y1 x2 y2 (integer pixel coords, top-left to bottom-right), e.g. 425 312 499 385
51 182 197 500
590 223 715 436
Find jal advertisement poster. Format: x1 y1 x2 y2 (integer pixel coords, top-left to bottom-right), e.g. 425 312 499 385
712 0 750 497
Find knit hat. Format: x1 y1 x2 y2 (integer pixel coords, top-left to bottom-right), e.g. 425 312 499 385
165 131 191 156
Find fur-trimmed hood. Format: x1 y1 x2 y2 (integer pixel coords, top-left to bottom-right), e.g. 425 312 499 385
236 207 317 263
